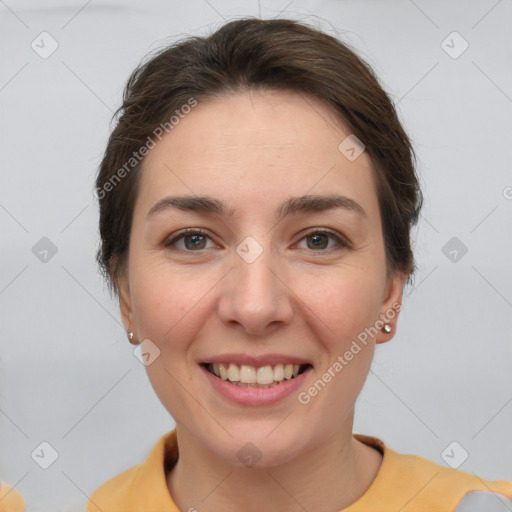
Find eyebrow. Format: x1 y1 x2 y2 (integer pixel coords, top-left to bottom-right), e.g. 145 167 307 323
146 194 366 220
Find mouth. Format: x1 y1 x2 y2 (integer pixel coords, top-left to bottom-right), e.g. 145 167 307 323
200 362 313 388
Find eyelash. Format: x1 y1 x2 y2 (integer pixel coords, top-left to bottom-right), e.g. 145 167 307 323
163 227 351 252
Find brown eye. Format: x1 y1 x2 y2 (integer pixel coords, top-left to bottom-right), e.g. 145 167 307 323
297 229 350 251
182 233 207 250
307 233 329 250
164 229 214 251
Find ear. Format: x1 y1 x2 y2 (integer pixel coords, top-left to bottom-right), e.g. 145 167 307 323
114 268 138 345
375 270 407 345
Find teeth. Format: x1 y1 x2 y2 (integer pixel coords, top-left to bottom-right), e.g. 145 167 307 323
219 363 228 380
240 365 256 383
208 362 307 384
227 363 240 382
256 365 274 384
273 363 284 381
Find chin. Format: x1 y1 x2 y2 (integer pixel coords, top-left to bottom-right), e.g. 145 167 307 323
211 425 307 469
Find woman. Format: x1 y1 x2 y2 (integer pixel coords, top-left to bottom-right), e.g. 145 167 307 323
88 18 511 511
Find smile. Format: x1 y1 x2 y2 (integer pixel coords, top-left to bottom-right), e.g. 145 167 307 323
202 362 312 388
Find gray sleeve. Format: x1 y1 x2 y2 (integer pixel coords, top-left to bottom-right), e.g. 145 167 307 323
453 491 512 512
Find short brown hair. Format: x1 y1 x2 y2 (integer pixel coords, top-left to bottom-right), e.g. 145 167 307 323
95 17 422 296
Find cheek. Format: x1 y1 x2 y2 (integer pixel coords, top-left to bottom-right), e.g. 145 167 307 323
129 258 229 377
291 275 381 439
130 264 207 421
302 270 384 344
130 260 201 345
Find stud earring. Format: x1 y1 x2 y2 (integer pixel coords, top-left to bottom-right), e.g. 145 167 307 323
383 324 392 333
128 332 134 341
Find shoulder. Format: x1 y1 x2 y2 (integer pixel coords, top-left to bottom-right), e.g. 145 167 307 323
354 434 512 512
86 464 142 511
395 451 512 511
86 430 178 512
0 481 25 512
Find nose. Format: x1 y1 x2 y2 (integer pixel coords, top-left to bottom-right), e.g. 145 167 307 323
217 246 294 337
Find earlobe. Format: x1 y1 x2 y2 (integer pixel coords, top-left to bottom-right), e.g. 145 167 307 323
375 270 407 344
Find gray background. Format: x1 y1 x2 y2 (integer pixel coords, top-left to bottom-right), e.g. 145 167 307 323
1 0 511 510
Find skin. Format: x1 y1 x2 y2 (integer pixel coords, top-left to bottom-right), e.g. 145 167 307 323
117 89 407 511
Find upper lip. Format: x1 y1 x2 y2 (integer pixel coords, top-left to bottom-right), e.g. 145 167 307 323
201 353 313 367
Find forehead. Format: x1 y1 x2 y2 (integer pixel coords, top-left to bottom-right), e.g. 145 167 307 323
135 89 378 220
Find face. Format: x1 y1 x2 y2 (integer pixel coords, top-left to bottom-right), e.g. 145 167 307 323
118 89 405 467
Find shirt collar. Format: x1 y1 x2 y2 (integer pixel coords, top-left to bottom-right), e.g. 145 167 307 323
128 429 179 510
125 430 391 511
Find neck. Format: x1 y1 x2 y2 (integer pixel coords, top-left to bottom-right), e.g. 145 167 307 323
166 418 382 512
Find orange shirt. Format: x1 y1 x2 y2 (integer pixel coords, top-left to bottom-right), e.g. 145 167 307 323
86 430 512 512
0 481 25 512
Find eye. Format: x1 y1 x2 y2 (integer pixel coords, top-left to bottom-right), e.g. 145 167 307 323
163 227 351 253
296 228 351 251
163 228 217 251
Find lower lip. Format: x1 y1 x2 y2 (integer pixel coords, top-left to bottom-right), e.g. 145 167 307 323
200 365 312 406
